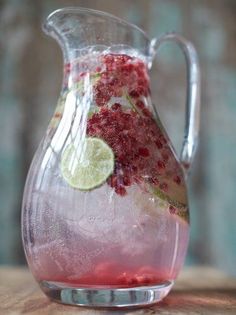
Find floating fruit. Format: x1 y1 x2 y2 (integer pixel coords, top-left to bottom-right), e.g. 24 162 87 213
61 137 114 190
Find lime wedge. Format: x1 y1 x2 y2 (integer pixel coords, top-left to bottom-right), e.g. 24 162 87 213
150 178 189 222
152 178 187 209
61 137 114 190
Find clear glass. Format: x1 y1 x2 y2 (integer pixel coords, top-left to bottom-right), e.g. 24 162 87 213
21 7 200 308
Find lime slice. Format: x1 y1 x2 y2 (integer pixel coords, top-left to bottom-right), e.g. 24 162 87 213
150 178 189 222
61 137 114 190
152 178 187 208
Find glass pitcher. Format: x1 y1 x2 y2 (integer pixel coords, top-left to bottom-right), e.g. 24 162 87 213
21 7 200 308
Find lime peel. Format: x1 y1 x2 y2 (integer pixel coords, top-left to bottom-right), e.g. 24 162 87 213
149 179 189 223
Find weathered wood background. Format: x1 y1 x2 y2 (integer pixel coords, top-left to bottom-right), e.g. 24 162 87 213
0 0 236 276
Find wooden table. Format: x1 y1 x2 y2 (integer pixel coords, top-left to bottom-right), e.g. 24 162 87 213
0 267 236 314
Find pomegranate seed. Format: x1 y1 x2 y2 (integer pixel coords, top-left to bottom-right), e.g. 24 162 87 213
160 182 168 192
122 63 134 72
157 160 166 169
138 147 150 157
173 175 181 185
136 100 145 110
115 185 127 196
127 276 139 285
89 114 100 124
162 151 170 162
142 108 152 117
87 126 95 133
64 63 71 73
123 176 131 186
160 135 167 145
54 112 62 118
169 205 177 214
129 90 140 98
135 274 155 285
95 66 102 72
155 139 163 149
149 177 159 185
117 272 138 285
108 175 117 188
111 103 121 110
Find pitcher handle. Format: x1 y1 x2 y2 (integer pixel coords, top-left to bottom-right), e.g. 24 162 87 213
150 33 201 172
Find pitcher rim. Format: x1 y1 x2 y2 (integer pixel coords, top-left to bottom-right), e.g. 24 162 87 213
45 7 150 42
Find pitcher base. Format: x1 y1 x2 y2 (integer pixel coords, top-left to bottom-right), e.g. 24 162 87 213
40 280 173 308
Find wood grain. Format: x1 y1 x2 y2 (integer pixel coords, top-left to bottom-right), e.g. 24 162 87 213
0 267 236 314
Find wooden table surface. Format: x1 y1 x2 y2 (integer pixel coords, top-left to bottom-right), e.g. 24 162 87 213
0 266 236 315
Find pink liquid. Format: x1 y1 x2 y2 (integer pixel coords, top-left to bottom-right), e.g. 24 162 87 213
24 197 189 288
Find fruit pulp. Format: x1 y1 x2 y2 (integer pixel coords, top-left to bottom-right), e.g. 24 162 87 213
22 51 189 289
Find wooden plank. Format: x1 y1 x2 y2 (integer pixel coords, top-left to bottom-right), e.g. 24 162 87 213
0 267 236 314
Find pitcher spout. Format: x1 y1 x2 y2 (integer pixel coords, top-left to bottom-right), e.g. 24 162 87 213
43 7 151 63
